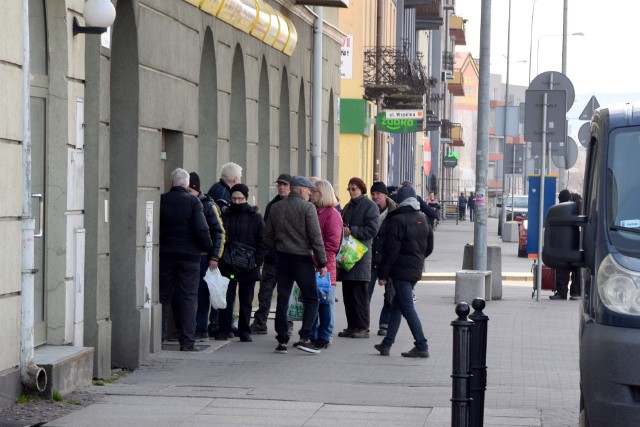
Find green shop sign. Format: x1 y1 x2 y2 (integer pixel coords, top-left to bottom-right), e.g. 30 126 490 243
376 112 418 134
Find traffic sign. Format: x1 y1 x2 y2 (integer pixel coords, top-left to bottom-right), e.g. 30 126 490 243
578 122 591 147
524 89 567 143
423 137 431 175
579 95 600 120
384 110 424 120
551 136 578 169
529 71 575 111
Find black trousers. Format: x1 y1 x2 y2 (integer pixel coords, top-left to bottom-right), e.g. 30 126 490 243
274 252 318 343
342 279 370 330
555 269 571 298
219 278 255 338
252 262 278 327
160 253 200 349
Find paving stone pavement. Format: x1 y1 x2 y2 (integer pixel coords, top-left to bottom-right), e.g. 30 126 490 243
46 218 580 426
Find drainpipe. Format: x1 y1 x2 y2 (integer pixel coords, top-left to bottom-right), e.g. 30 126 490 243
21 0 47 393
311 6 323 178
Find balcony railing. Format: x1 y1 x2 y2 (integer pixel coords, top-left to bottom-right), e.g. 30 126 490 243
442 51 454 72
449 15 466 45
414 0 443 30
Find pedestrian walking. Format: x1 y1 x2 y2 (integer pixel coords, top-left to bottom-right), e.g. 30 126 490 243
458 192 467 221
374 184 433 358
216 184 266 342
468 192 476 222
250 174 292 335
367 181 397 337
160 168 213 352
264 176 327 354
187 172 226 341
338 177 380 339
309 180 343 348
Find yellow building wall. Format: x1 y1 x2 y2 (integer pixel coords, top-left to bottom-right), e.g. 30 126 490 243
338 0 396 195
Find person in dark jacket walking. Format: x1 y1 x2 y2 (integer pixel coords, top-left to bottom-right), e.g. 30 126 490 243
250 173 291 335
187 172 226 341
338 177 380 339
265 176 327 354
458 192 467 221
374 184 433 358
467 192 476 222
160 168 213 352
217 184 266 342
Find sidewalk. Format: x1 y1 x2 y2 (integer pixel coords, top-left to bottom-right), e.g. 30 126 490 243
46 218 579 427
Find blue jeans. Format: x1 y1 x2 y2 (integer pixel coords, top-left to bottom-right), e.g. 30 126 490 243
368 267 390 330
382 279 428 351
311 285 336 341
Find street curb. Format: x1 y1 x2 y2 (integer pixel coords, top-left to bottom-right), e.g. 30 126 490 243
421 272 533 282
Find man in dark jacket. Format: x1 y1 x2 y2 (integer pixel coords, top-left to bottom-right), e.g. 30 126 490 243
160 168 213 352
188 172 226 340
458 192 467 221
374 184 433 358
265 175 327 354
250 173 291 334
206 162 242 209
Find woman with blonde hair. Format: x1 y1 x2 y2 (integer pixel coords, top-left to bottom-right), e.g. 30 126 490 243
309 180 343 348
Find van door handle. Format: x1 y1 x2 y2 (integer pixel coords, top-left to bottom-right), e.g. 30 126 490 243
32 194 43 238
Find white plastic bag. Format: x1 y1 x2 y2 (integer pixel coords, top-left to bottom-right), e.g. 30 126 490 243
204 268 229 310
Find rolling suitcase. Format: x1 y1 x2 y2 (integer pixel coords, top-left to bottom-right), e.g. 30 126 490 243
532 261 555 298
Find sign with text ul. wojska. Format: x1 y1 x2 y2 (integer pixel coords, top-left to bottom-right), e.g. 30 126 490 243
376 112 418 134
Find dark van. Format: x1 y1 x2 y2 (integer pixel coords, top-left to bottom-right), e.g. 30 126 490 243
543 103 640 426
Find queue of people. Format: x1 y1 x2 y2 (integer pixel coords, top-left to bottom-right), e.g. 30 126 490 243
160 165 435 357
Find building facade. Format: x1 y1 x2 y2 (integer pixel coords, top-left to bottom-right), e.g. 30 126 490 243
1 0 342 407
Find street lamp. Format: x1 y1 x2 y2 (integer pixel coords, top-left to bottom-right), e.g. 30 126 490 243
536 32 584 75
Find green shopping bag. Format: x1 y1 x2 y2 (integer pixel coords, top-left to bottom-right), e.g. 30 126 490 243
287 283 304 321
336 235 368 272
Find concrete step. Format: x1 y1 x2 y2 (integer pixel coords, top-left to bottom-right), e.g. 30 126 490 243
34 345 94 399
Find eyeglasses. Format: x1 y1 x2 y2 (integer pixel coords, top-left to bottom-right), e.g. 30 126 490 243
347 187 359 192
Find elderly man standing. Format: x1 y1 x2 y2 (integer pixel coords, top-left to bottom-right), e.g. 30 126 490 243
265 175 327 354
250 173 291 335
206 162 242 209
160 168 213 352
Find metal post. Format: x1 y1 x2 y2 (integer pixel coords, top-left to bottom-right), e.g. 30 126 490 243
535 90 549 302
473 0 491 271
311 7 323 178
451 302 474 427
499 0 511 236
469 298 489 427
558 0 569 190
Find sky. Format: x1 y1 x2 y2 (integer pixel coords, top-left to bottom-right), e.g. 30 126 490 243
454 0 640 138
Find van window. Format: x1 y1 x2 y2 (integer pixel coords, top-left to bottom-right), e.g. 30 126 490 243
607 126 640 252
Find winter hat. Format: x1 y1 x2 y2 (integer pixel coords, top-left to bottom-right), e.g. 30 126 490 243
370 181 388 195
290 175 316 189
188 172 201 192
396 184 417 203
558 189 572 203
230 183 249 200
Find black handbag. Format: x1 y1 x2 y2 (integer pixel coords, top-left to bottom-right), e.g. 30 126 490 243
222 241 257 272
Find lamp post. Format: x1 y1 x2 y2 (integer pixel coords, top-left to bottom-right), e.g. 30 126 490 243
499 0 512 236
536 32 584 75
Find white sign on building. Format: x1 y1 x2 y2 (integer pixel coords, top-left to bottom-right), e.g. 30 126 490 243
341 35 353 79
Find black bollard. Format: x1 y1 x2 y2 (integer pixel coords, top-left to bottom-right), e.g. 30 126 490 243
469 298 489 427
451 302 474 427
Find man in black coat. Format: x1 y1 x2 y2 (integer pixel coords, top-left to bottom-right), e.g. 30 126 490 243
160 168 213 351
374 184 433 358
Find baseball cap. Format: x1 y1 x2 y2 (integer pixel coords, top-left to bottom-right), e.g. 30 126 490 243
275 173 292 184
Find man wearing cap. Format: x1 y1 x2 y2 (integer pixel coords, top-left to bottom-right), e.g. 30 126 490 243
187 172 226 340
374 184 433 358
250 173 292 334
368 181 397 337
265 175 327 354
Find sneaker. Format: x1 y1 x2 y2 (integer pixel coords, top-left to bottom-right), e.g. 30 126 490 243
275 344 287 354
401 347 429 358
570 295 580 301
374 343 390 356
350 329 370 338
338 328 355 338
549 294 567 300
250 324 268 335
180 346 202 352
296 339 321 354
377 328 387 336
314 339 330 349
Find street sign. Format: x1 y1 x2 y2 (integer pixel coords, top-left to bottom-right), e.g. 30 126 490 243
579 95 600 120
376 112 418 133
495 106 520 137
505 143 525 174
443 157 458 168
578 122 591 147
384 109 424 120
552 136 578 169
529 71 575 111
524 89 567 143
